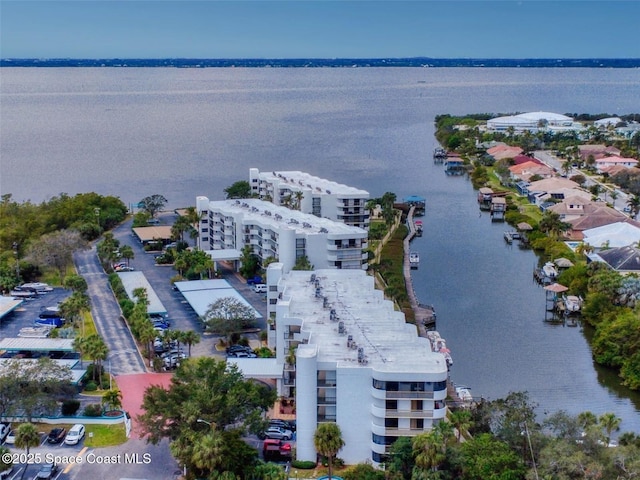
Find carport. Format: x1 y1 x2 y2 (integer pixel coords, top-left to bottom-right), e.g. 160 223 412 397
118 271 167 316
174 279 262 318
0 296 23 322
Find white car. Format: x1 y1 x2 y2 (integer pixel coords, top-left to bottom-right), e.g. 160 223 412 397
3 430 15 445
64 424 85 445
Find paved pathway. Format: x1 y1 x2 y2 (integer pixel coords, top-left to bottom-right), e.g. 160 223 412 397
74 246 146 375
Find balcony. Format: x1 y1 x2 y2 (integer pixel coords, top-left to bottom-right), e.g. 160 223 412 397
371 404 434 418
317 396 336 405
371 386 435 400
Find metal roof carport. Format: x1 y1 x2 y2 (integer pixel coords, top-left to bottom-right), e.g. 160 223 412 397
132 226 173 244
174 279 262 318
0 296 23 321
0 337 75 352
226 358 282 380
118 271 167 316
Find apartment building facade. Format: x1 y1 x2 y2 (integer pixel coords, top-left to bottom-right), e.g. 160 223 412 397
196 197 368 272
249 168 370 229
266 265 449 466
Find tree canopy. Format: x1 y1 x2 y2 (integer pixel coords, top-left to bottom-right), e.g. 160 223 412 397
138 357 276 478
202 297 257 340
139 194 168 218
224 181 252 199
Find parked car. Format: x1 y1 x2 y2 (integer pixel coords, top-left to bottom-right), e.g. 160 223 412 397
262 438 292 460
246 275 263 285
115 266 135 272
163 352 186 369
269 419 296 432
64 424 85 445
0 424 9 444
4 430 16 445
227 351 257 358
47 427 66 444
264 426 293 441
225 345 253 355
36 463 58 480
0 466 13 480
254 284 268 293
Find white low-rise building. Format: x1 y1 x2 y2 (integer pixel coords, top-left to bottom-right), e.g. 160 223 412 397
487 111 583 133
266 264 448 466
249 168 370 229
196 197 368 272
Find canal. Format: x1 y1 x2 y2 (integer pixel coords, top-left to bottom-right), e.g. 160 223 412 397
408 161 640 433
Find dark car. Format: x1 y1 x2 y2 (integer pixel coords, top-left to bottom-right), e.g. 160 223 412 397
36 463 58 480
225 345 253 355
47 427 66 444
269 419 296 432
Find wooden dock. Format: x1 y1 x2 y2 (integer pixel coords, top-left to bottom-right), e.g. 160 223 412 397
404 206 436 333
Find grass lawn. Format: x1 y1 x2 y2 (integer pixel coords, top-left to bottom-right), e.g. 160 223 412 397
32 422 127 448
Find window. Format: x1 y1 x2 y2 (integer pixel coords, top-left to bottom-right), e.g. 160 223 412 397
410 418 424 430
411 400 423 411
384 418 398 428
296 238 306 259
385 400 397 410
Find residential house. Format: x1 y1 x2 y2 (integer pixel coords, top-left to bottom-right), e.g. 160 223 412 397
595 156 639 173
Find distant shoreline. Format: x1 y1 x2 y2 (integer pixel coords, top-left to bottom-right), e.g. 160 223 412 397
2 58 640 68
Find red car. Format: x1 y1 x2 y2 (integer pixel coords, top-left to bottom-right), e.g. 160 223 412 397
262 439 292 460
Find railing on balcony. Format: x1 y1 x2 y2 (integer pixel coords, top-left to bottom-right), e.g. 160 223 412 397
317 379 337 387
317 414 337 422
317 396 336 405
383 409 434 418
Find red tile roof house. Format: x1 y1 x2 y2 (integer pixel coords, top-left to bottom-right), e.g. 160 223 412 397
508 161 554 182
595 156 639 173
549 200 634 240
486 145 524 161
578 144 621 161
513 154 544 166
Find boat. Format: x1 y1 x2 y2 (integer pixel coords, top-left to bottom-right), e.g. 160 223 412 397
542 261 558 279
414 220 423 236
409 252 420 268
455 385 473 402
564 295 583 313
18 326 53 338
34 317 64 328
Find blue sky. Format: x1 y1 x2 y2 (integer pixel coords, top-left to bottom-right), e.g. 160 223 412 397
1 1 639 59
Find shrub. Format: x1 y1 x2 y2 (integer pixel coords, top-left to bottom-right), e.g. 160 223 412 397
61 399 80 416
83 403 102 417
84 381 97 392
291 460 316 469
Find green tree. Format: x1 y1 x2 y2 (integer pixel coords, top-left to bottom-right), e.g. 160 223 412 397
537 210 571 240
139 194 168 219
202 297 257 341
292 255 314 271
84 334 109 383
598 412 621 444
239 245 260 278
26 229 87 283
313 423 345 480
64 274 88 293
180 330 201 357
449 409 473 443
224 181 252 199
119 244 135 267
457 433 526 480
102 388 123 411
171 215 193 243
138 357 276 477
0 446 12 475
15 423 41 475
250 462 288 480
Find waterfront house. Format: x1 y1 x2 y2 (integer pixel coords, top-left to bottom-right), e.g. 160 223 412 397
578 144 621 161
508 161 554 182
265 264 448 467
591 246 640 274
486 144 523 161
595 156 639 173
552 202 631 241
583 222 640 249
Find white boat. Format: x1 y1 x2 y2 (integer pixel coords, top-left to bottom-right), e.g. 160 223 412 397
564 295 583 313
542 262 558 279
455 385 473 402
410 252 420 268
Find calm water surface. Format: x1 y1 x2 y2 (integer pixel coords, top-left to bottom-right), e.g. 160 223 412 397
2 67 640 431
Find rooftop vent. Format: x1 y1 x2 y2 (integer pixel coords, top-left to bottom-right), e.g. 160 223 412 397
310 273 316 283
326 190 332 194
319 227 328 233
315 287 322 298
347 335 354 348
303 222 312 228
274 214 282 220
338 321 345 334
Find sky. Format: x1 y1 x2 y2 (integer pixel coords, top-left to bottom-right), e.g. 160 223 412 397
1 1 639 59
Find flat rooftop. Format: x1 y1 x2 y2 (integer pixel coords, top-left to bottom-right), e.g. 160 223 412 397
259 170 369 196
0 296 23 320
207 199 367 236
0 337 75 351
280 270 447 374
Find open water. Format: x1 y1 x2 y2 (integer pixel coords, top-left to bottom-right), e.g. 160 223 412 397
2 67 640 431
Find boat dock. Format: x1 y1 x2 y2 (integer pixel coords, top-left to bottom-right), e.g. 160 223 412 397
404 206 436 330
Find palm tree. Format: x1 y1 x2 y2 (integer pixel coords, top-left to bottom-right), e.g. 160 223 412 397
85 334 108 383
538 210 571 240
412 430 446 473
599 412 621 444
313 423 344 480
138 320 157 367
449 409 473 443
293 191 304 210
627 194 640 218
180 330 201 357
119 244 134 267
15 423 40 479
191 430 224 474
102 388 123 412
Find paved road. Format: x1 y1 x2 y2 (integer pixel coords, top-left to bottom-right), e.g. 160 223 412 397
74 246 146 375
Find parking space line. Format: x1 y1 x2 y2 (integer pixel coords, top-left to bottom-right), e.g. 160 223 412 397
62 446 88 474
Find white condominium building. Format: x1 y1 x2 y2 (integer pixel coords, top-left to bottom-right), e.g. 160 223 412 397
196 197 368 272
249 168 370 229
266 264 448 466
